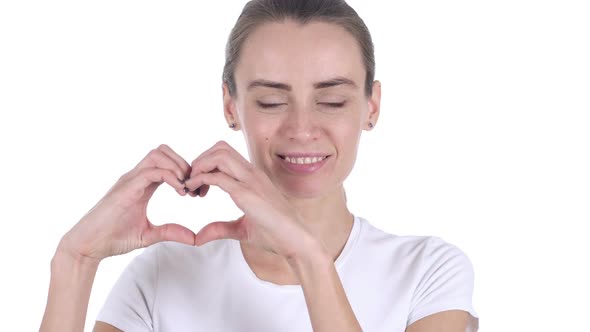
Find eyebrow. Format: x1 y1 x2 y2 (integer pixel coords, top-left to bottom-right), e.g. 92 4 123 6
246 76 358 91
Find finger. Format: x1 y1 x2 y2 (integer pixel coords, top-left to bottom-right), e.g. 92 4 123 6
187 184 209 198
198 184 210 197
191 169 220 198
131 167 188 197
132 148 187 183
189 141 251 180
197 149 248 180
187 169 219 198
194 217 245 246
186 152 253 193
142 222 197 247
184 170 244 200
156 144 192 181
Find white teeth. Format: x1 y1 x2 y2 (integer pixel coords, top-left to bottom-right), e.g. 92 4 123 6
284 156 327 164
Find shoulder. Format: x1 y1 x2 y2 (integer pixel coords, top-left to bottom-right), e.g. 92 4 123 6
356 217 476 292
355 217 441 260
358 217 473 267
418 236 475 277
407 236 478 328
396 235 475 288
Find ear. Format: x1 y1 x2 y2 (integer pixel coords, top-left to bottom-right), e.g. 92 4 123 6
364 80 381 131
222 81 240 131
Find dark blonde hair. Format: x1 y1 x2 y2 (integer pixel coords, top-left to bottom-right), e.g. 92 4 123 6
222 0 376 98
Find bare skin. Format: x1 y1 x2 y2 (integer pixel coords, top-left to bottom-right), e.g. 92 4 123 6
40 144 199 332
40 19 472 332
218 19 377 282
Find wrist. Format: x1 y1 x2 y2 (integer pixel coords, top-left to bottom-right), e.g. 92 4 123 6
42 240 101 332
53 240 102 272
285 234 330 271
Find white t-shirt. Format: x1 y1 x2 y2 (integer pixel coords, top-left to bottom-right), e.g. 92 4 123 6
97 215 479 331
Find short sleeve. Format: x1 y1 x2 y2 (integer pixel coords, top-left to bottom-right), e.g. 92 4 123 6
407 236 479 331
96 245 160 332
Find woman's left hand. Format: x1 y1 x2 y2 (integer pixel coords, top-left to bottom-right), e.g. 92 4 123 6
183 141 319 260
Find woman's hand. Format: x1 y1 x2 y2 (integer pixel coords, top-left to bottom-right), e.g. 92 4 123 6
57 144 198 264
184 140 318 260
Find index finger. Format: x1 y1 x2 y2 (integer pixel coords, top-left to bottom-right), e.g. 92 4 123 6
189 140 250 179
157 144 192 181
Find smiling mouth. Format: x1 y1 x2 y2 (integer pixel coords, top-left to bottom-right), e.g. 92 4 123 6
277 155 331 165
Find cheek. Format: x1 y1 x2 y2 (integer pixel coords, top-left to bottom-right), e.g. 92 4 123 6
248 120 277 142
333 117 362 144
333 121 362 165
243 118 276 159
243 111 270 136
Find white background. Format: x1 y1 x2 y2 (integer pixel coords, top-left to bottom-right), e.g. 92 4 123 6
1 0 588 331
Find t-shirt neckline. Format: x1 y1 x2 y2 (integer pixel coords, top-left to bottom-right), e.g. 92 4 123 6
231 213 363 291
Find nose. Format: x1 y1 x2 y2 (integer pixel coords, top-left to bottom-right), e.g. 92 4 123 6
282 106 321 143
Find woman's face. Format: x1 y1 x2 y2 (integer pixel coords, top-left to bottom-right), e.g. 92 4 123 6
224 20 380 199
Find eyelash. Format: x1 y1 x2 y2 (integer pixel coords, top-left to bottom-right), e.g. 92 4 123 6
256 102 346 108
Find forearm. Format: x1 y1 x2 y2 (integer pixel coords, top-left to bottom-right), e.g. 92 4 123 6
287 239 363 332
40 249 100 332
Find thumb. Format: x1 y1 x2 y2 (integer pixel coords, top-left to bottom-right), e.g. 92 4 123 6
194 218 244 246
142 223 197 247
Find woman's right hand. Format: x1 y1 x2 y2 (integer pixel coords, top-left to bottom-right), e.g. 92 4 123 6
56 144 200 264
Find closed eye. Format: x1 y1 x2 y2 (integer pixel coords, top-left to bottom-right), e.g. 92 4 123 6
257 102 286 109
256 102 346 108
320 102 346 108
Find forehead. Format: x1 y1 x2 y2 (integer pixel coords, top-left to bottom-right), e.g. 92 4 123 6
234 20 365 91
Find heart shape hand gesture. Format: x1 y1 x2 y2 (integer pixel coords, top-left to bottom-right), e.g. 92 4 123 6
57 142 318 265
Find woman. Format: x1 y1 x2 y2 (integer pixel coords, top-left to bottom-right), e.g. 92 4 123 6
40 0 479 331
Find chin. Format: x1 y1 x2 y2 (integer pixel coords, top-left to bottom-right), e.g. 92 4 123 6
277 179 335 200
